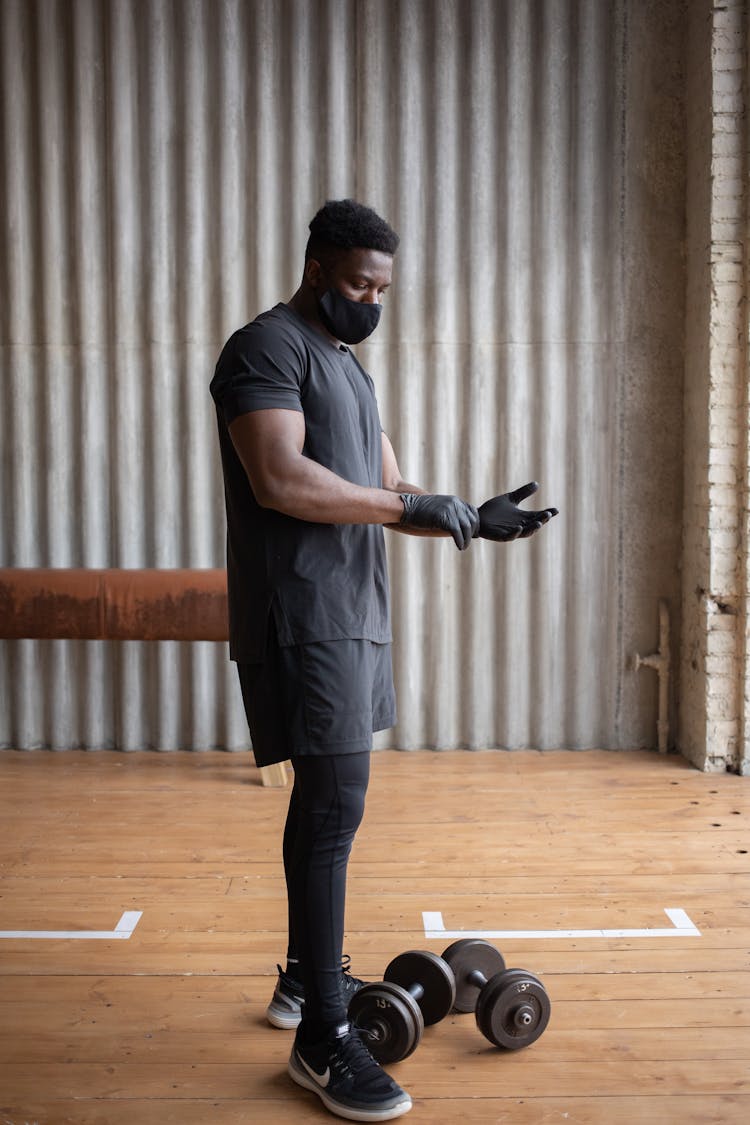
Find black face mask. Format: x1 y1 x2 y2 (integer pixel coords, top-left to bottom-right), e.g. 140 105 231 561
317 285 382 344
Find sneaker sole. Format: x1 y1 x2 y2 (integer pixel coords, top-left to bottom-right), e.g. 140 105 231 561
288 1053 412 1122
266 1002 302 1030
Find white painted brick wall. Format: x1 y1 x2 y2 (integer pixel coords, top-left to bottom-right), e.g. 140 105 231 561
681 0 747 772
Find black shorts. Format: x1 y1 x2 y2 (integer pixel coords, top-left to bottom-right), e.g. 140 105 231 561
237 637 396 767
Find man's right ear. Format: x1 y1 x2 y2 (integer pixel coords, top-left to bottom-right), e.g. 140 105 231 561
304 258 323 289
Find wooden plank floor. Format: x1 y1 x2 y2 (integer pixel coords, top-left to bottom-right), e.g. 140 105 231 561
0 747 748 1124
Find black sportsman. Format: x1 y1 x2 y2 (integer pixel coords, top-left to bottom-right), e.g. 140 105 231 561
210 199 557 1122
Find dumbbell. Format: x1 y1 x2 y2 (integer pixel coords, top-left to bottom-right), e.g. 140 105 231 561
348 949 456 1064
442 938 550 1050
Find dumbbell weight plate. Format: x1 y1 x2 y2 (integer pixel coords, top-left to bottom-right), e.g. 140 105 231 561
475 968 551 1050
349 981 424 1065
441 938 506 1013
384 950 457 1026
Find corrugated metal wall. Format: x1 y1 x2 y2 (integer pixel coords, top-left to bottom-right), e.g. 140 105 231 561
0 0 683 752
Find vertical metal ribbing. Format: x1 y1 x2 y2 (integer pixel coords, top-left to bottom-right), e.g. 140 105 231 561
0 0 679 752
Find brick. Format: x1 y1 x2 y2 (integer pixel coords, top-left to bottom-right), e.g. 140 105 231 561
709 506 740 530
708 396 739 416
710 533 737 555
711 287 743 314
706 693 738 721
706 720 740 745
706 628 738 654
711 261 744 283
712 132 743 156
711 218 746 241
716 721 740 740
711 50 745 71
713 64 744 88
709 567 740 594
713 29 745 53
710 243 744 264
713 113 742 135
705 653 739 676
709 446 740 466
709 321 743 344
705 610 738 630
707 478 738 494
709 465 739 485
709 371 742 399
712 174 744 198
712 194 745 219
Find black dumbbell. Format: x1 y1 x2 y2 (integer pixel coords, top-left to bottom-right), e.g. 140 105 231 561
442 938 550 1050
348 949 456 1064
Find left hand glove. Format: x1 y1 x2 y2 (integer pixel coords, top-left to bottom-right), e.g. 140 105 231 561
476 481 558 542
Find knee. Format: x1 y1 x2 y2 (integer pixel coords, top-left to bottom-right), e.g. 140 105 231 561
340 779 367 835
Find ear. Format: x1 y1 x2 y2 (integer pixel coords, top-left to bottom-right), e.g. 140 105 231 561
304 258 324 290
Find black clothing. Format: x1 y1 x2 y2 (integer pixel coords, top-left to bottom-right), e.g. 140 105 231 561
210 303 391 663
237 631 396 767
284 752 371 1035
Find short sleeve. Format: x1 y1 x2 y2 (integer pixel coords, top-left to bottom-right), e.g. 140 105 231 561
210 315 306 426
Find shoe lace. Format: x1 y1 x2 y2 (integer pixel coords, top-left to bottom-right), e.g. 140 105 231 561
333 1025 382 1082
340 954 364 990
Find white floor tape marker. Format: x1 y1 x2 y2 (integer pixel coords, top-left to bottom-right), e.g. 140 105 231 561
0 910 143 940
423 907 701 940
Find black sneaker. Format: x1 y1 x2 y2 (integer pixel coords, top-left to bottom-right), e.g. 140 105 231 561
266 966 306 1029
288 1021 412 1121
267 958 366 1030
340 954 366 1006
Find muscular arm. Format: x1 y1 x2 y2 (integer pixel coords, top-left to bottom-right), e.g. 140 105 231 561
228 408 405 524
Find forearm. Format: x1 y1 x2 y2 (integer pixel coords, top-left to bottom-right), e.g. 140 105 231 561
256 451 405 525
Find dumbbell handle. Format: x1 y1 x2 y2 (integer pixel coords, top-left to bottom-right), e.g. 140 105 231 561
467 968 489 991
403 981 425 1004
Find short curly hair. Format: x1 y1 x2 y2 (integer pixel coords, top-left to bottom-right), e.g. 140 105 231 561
305 199 400 264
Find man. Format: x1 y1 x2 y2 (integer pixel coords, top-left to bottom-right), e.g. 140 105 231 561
210 199 557 1122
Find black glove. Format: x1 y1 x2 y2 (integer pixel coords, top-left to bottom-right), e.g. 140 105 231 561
400 493 480 551
476 482 558 542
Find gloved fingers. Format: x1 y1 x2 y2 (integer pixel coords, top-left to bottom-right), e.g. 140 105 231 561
524 506 559 525
452 503 480 550
518 507 559 538
451 519 469 550
507 481 539 506
529 507 558 525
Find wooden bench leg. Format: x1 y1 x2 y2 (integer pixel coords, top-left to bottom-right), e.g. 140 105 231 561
259 761 290 787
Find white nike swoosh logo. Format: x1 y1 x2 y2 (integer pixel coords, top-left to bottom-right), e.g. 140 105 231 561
299 1054 330 1088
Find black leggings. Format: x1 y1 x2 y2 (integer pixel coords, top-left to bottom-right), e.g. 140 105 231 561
283 752 371 1037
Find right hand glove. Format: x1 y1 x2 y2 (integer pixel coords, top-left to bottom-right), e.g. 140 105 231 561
400 493 480 551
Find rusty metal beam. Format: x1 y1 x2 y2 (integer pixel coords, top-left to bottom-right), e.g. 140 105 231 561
0 568 228 641
0 567 290 786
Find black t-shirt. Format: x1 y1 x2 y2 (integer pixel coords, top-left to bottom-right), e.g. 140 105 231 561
210 302 391 662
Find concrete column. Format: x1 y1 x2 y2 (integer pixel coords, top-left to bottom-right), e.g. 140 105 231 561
681 0 749 772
